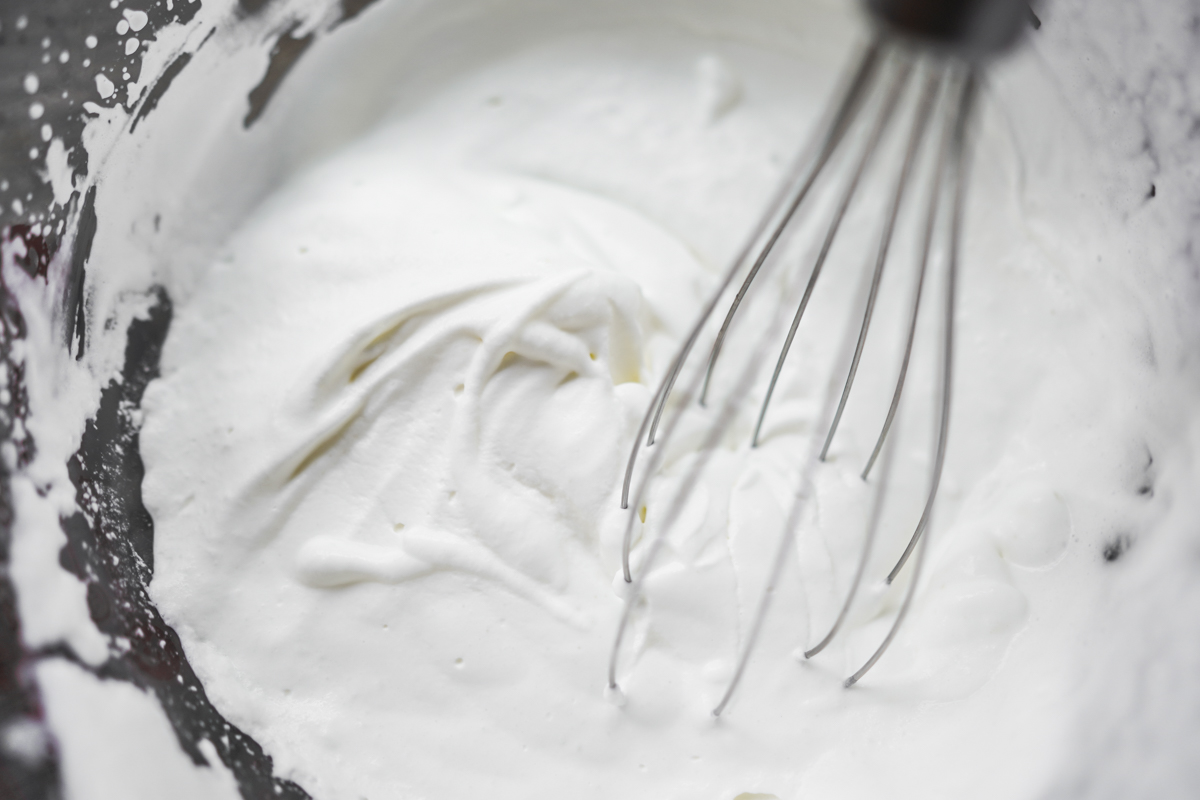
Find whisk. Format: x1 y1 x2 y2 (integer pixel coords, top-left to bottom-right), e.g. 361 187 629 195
607 0 1031 714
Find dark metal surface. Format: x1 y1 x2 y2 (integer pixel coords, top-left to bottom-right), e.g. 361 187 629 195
1 0 399 794
864 0 1030 58
0 242 57 800
0 0 203 273
53 287 311 800
0 2 320 798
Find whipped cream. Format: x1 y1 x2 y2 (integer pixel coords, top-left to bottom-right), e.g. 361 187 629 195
0 0 1184 798
134 8 1172 799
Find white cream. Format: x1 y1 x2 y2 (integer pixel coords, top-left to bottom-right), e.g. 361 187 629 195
133 5 1182 799
6 0 1199 798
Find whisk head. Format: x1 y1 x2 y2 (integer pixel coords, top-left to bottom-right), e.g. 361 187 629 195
607 29 998 715
866 0 1031 59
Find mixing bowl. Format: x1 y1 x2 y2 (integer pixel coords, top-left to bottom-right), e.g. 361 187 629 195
1 1 1198 798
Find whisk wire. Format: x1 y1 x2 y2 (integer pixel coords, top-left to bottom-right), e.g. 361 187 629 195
750 57 914 449
716 57 970 712
819 67 943 463
695 42 886 411
611 39 895 685
860 93 943 481
805 66 956 661
635 39 885 453
612 33 982 710
846 66 977 686
619 37 887 571
644 39 886 449
608 244 803 693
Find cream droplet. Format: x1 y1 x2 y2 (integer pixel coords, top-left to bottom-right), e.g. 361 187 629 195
123 9 149 31
95 74 115 99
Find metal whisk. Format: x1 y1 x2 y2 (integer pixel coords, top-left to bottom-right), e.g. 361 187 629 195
607 0 1031 714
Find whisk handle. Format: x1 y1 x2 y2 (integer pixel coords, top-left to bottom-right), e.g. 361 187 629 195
863 0 1031 59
